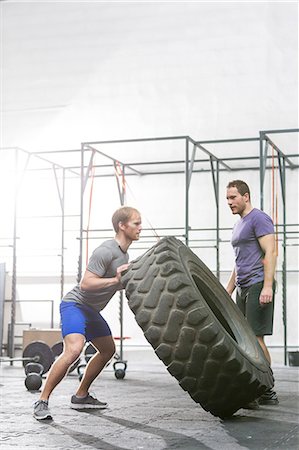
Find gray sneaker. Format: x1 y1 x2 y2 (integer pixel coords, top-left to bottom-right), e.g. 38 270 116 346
70 394 108 410
33 400 52 420
258 388 279 405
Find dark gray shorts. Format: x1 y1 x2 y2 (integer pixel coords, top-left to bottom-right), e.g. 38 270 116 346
236 281 275 336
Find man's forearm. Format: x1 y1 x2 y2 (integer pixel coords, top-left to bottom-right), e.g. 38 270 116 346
259 251 276 304
80 275 119 292
258 234 277 304
226 268 236 295
263 251 277 288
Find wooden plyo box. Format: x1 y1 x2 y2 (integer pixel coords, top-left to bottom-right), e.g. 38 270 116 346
23 329 62 351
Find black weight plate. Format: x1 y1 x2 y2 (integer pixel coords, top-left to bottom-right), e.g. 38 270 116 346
51 341 63 358
23 341 54 374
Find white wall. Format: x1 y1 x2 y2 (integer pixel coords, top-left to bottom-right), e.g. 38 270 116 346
0 1 298 358
1 1 297 148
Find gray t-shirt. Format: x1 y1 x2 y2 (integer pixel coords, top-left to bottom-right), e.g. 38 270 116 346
63 239 129 311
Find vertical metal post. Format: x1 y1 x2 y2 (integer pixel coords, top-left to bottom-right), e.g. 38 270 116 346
50 300 54 329
282 157 287 365
78 145 85 283
185 138 189 246
119 291 124 360
9 148 18 359
209 157 220 279
115 164 126 361
259 132 264 210
60 169 65 299
216 160 220 279
78 147 96 281
53 165 66 300
0 263 6 356
278 154 287 365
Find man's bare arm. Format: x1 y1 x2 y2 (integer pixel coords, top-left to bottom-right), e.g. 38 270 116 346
258 234 277 305
226 268 236 296
80 264 129 291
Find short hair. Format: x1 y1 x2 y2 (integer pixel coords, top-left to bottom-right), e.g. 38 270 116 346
226 180 251 199
112 206 140 232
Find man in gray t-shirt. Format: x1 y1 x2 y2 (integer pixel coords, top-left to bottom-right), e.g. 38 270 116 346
226 180 278 407
63 239 129 311
33 206 142 421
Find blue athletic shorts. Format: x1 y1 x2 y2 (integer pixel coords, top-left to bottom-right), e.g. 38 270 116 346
60 301 112 340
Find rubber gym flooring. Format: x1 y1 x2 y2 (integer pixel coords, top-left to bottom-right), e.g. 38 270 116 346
0 348 298 450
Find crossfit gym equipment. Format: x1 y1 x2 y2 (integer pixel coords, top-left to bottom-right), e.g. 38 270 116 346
51 341 64 359
24 362 43 391
0 341 55 391
22 341 54 374
122 236 274 419
113 360 127 379
0 340 54 374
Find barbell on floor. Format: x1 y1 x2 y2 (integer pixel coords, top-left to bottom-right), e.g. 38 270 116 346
22 341 55 374
0 341 55 392
0 340 55 374
1 340 128 386
22 341 54 391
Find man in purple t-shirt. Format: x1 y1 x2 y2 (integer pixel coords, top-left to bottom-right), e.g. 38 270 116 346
226 179 278 406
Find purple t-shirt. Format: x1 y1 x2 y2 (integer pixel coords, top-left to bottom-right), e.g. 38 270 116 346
231 208 274 288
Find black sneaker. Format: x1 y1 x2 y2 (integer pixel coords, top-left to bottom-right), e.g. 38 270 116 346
258 388 279 405
70 394 108 410
33 400 52 420
241 399 260 410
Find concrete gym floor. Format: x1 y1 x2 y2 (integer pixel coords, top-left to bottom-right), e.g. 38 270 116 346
0 348 298 450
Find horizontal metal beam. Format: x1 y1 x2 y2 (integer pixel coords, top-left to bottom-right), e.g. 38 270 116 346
82 164 299 177
31 149 81 154
20 152 298 173
260 128 299 135
1 129 298 175
0 146 79 176
82 136 188 145
195 137 259 144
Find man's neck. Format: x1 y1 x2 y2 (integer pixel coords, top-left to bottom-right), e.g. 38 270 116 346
240 205 254 218
115 235 131 253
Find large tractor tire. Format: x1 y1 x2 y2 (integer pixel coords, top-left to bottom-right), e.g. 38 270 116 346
121 236 273 419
